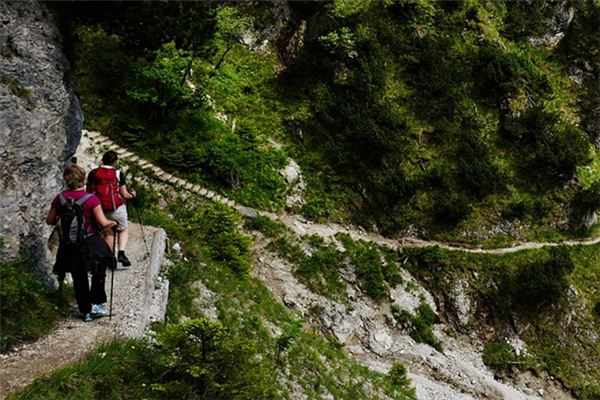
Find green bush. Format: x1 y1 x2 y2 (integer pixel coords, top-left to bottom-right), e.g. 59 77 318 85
338 235 388 301
243 215 286 238
9 319 277 400
502 196 552 221
388 362 411 387
296 245 346 299
432 193 472 226
499 246 575 313
198 203 253 275
0 255 68 352
482 341 526 373
570 181 600 229
153 318 276 399
391 303 443 352
456 133 505 198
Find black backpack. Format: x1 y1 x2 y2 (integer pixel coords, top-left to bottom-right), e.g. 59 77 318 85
56 193 94 246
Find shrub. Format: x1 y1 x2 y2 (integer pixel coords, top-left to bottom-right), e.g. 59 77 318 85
10 319 277 400
456 133 505 198
339 235 388 301
243 215 286 238
391 303 443 352
569 181 600 229
296 245 346 299
388 362 411 387
432 194 472 226
499 246 575 313
482 341 525 373
0 255 68 352
198 202 253 275
153 318 276 399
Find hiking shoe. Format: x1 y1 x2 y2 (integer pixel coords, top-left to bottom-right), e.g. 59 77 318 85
91 303 107 318
118 251 131 267
83 313 94 322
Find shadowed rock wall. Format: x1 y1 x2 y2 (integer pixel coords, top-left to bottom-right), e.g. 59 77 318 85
0 0 82 283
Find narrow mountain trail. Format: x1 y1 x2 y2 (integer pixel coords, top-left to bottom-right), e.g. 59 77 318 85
0 132 168 399
0 223 167 398
83 129 600 255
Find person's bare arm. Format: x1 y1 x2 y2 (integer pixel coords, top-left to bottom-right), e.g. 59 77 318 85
93 205 118 229
119 184 136 200
46 207 58 225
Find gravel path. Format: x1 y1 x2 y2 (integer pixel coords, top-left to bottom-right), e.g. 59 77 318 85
0 222 160 398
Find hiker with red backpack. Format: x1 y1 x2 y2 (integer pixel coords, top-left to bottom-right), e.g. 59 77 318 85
46 163 117 322
87 150 136 267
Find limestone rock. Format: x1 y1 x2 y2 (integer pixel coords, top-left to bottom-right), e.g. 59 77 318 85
0 0 82 284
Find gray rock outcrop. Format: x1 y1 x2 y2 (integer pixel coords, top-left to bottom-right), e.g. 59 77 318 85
0 0 82 282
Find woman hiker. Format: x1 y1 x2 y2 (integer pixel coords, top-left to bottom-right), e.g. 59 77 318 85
46 163 117 322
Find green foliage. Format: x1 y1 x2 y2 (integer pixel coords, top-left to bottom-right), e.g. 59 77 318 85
153 319 276 399
570 181 600 229
296 244 346 299
243 215 286 238
197 202 253 275
482 341 528 373
474 44 549 103
338 234 390 301
432 193 472 226
501 0 559 38
128 42 200 121
502 195 553 221
504 106 591 183
391 303 443 352
388 362 411 387
496 246 575 313
9 319 276 400
0 255 68 352
456 132 505 198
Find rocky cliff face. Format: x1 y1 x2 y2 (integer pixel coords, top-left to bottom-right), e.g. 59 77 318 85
0 0 82 282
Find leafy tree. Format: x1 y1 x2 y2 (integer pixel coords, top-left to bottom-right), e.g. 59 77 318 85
128 42 201 121
152 318 276 399
213 6 253 71
499 246 575 313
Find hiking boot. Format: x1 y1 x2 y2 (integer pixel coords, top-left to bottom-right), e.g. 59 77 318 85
91 303 107 318
118 251 131 267
83 313 94 322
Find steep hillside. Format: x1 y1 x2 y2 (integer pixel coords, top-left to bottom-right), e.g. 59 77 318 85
51 0 600 243
3 1 600 400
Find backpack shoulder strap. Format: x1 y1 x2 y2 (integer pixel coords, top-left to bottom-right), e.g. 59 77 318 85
76 193 94 206
58 193 67 206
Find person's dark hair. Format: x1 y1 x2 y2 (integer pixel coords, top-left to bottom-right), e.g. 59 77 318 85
102 150 118 166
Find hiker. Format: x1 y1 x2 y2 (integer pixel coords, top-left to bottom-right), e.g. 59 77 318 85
46 163 117 322
87 150 136 267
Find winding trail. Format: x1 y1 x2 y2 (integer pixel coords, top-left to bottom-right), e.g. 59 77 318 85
1 130 584 400
84 129 600 255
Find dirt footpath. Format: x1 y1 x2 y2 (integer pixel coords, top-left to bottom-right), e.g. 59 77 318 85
0 223 163 398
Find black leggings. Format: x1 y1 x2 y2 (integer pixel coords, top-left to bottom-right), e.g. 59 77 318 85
71 263 107 315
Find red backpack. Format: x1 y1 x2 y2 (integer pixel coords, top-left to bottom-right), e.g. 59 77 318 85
87 167 124 211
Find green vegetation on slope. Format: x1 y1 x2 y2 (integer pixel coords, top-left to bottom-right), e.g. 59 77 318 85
0 254 70 353
402 244 600 399
52 0 600 243
9 192 415 400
